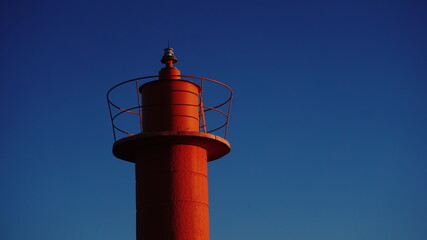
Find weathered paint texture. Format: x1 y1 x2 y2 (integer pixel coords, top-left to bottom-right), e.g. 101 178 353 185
135 145 209 239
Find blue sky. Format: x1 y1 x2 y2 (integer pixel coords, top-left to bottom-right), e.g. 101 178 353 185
1 0 426 239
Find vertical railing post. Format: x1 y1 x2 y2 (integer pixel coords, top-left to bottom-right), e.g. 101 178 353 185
136 79 143 133
107 101 117 142
225 95 233 139
199 78 207 133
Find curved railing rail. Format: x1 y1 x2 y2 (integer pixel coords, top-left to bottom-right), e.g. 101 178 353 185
107 75 233 142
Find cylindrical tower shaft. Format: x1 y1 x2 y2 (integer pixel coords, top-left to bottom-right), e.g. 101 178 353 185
135 145 209 239
135 50 209 238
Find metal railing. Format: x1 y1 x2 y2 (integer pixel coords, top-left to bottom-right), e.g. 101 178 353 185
107 75 233 142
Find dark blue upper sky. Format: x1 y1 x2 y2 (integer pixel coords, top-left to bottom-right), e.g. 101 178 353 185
1 0 426 239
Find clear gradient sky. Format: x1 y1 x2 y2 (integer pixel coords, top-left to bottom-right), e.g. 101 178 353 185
1 0 426 239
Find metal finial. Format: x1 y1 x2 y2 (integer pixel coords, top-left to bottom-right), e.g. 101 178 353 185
161 47 178 64
163 48 175 57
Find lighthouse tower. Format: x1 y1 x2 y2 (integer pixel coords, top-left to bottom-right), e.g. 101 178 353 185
107 48 232 240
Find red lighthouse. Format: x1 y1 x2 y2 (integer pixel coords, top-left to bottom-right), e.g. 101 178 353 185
107 48 232 240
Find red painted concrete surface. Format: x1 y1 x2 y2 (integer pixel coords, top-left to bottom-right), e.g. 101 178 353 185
136 59 209 239
140 79 200 132
135 144 209 239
